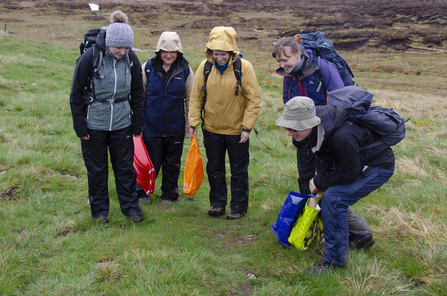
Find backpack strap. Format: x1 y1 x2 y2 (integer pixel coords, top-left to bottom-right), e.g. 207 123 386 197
89 46 103 102
310 57 327 103
183 63 191 78
312 57 324 94
127 49 134 70
201 60 213 122
233 55 242 95
144 58 153 81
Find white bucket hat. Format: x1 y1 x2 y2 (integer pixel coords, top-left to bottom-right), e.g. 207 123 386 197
276 96 321 131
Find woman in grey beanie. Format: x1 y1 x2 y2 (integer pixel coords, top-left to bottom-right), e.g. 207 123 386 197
70 11 145 223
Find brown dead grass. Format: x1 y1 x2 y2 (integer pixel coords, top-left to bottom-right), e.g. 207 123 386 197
372 206 447 241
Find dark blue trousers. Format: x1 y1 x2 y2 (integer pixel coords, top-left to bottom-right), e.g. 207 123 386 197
321 166 394 266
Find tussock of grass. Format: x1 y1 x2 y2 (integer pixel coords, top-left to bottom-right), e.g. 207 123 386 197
374 206 447 240
343 257 412 295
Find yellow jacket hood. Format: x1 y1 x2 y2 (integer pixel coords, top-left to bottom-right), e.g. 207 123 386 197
206 27 240 58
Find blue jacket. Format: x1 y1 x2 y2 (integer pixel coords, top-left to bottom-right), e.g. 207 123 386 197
142 56 193 137
276 47 344 105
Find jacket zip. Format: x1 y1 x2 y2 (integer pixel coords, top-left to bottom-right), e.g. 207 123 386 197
109 58 117 131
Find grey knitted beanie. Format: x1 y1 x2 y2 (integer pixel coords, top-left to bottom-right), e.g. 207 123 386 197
106 22 134 48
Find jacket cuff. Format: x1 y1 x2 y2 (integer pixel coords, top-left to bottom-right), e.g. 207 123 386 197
242 128 251 133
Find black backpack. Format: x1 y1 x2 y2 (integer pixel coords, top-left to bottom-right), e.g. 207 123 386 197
300 32 355 86
324 86 408 149
79 28 101 56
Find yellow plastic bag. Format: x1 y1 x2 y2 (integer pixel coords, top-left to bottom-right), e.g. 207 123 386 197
288 192 324 250
183 136 204 196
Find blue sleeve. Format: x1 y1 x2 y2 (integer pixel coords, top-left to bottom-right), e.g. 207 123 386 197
319 59 344 92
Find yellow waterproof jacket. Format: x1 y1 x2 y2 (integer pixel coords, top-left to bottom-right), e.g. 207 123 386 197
189 27 261 135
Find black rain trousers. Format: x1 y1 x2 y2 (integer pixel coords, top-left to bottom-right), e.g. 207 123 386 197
203 129 249 214
142 134 184 201
81 126 143 218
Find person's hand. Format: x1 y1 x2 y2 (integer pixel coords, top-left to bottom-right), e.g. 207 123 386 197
189 128 197 138
309 178 319 194
239 131 250 143
81 135 90 140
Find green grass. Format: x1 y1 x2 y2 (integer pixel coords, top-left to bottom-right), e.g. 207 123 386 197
1 31 447 295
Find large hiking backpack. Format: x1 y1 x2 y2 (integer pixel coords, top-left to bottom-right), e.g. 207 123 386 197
300 32 355 86
79 28 101 55
325 86 407 149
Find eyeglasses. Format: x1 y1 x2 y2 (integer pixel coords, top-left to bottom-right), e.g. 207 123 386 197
285 128 298 135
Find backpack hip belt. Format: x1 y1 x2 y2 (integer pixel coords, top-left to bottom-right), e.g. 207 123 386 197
94 97 129 104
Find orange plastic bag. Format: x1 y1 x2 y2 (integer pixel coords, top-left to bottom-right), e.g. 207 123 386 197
133 136 155 195
183 136 204 196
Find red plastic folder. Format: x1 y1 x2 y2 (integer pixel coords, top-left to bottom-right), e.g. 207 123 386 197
133 136 155 195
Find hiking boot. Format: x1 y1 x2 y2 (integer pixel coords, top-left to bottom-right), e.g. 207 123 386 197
349 234 375 250
95 216 109 224
304 260 344 276
226 212 245 220
129 215 144 223
139 197 151 205
162 199 173 205
208 207 226 217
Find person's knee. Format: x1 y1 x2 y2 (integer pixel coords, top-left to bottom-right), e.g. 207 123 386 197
321 193 347 215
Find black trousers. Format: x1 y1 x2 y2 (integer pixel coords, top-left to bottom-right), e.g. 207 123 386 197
142 134 184 201
203 129 249 214
81 126 143 218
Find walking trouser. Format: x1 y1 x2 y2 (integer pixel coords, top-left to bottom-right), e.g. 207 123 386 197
81 127 143 218
321 166 394 266
203 129 249 214
142 134 184 201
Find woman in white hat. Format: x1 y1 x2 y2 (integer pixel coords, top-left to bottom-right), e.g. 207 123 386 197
140 32 194 204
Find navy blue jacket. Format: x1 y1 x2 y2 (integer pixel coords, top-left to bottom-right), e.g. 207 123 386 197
143 56 191 137
277 46 344 106
311 104 395 190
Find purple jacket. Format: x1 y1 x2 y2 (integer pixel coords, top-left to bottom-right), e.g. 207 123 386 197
276 48 344 105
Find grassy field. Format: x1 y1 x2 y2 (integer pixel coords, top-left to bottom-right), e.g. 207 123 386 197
1 6 447 295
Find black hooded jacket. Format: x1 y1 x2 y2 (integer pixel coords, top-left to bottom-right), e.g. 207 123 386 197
70 29 145 137
311 100 395 190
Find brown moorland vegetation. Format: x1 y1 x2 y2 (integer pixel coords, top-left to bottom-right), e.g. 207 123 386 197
2 0 447 94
